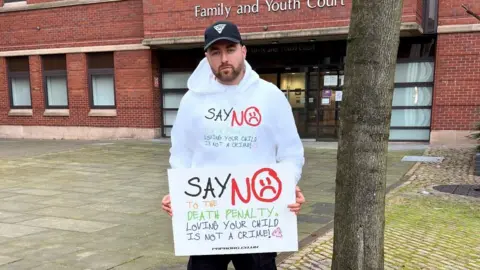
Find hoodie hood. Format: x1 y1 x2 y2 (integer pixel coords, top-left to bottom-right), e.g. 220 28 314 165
187 57 260 94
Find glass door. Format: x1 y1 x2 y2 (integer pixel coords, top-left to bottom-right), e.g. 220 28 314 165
317 68 344 140
306 68 320 138
279 68 308 138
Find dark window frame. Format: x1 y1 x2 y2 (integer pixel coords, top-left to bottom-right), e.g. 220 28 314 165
159 68 193 138
42 55 69 109
87 53 116 109
390 62 435 142
422 0 439 34
3 0 26 3
7 57 32 109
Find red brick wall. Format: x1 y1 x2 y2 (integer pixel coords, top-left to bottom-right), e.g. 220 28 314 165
0 50 157 128
67 53 88 125
432 33 480 130
114 50 155 128
416 0 423 26
30 55 45 116
0 58 7 115
143 0 420 39
151 51 161 128
438 0 479 25
0 0 144 51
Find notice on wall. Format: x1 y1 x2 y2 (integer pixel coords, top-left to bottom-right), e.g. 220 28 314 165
335 91 343 101
167 164 298 256
323 75 338 86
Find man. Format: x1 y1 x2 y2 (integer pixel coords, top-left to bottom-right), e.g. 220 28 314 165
161 20 305 270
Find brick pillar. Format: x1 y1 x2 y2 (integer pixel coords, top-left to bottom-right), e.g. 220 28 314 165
0 1 4 7
0 57 8 122
29 55 44 116
151 50 161 130
432 33 480 131
66 53 88 125
114 50 155 128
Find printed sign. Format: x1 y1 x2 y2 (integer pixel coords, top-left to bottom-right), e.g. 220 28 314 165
335 91 343 101
322 90 332 97
167 164 298 256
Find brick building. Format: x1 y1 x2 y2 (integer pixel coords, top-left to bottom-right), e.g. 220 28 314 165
0 0 478 143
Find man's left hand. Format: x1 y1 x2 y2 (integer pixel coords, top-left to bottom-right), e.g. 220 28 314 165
288 186 305 215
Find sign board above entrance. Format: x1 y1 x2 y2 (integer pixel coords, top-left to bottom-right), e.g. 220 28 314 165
194 0 346 19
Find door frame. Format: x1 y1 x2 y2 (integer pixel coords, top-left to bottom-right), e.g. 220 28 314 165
256 66 311 138
255 64 344 141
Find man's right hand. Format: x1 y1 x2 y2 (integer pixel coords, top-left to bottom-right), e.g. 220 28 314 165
162 194 172 216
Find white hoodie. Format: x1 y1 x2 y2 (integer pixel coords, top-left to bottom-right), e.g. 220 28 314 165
169 57 305 183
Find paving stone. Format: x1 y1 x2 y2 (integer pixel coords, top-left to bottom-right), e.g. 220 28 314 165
38 198 92 208
6 189 63 196
0 202 48 212
18 217 119 233
2 195 57 205
0 211 22 220
78 202 156 215
87 212 159 226
0 193 17 199
111 256 164 270
59 187 106 194
0 259 43 269
0 255 21 266
0 214 42 224
29 262 84 270
54 250 143 270
0 223 48 238
27 206 106 220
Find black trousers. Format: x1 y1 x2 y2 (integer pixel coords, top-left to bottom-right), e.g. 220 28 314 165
187 253 277 270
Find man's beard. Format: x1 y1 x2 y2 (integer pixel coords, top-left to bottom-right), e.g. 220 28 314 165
213 62 245 83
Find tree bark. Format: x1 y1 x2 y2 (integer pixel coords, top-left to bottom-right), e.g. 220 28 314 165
331 1 403 270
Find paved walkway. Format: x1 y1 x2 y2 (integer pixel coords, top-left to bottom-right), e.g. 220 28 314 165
0 139 423 269
278 146 480 269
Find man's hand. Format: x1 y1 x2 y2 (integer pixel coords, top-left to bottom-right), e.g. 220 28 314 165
162 194 172 217
288 186 305 215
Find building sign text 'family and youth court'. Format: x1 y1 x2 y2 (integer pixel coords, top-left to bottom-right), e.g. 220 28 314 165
195 0 345 19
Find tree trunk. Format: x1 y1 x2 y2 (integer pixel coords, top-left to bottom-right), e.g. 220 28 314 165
331 1 403 270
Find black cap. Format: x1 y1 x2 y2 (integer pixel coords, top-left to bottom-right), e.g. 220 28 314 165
204 21 242 51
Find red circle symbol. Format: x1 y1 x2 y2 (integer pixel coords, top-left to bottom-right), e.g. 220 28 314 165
245 106 262 127
251 168 282 203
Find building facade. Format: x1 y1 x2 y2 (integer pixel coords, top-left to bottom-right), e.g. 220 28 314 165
0 0 478 143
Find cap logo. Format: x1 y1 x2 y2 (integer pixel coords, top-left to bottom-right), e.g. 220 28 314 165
213 24 226 34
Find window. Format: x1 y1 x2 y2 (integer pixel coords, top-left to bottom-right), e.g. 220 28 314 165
422 0 438 34
43 54 68 108
7 56 31 109
87 52 115 108
3 0 26 3
161 71 191 137
390 61 435 141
